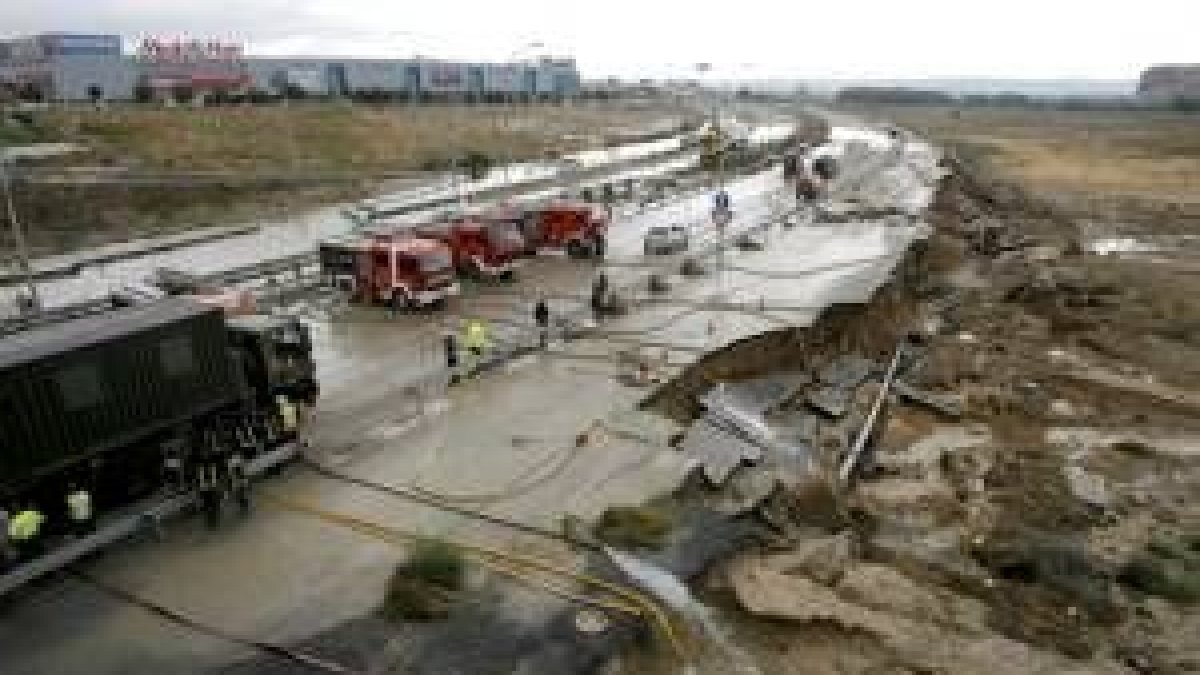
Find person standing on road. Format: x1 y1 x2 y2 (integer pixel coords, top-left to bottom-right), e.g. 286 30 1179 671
197 461 222 529
443 328 460 384
591 273 609 321
65 484 94 536
227 453 251 516
14 291 37 316
0 506 14 570
463 319 491 375
162 442 185 494
194 428 224 529
533 296 551 348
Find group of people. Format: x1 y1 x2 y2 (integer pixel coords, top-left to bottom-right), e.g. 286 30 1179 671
188 404 298 528
441 294 563 383
192 446 253 529
442 279 619 384
0 401 302 572
0 484 94 569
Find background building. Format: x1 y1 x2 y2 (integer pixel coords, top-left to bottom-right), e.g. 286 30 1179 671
0 33 580 102
1138 64 1200 101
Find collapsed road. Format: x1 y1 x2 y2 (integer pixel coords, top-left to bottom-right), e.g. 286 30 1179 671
0 117 941 675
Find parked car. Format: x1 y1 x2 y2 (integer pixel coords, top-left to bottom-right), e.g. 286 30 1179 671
644 225 690 255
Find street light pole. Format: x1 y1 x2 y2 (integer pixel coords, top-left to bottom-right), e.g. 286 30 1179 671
0 157 39 311
502 41 545 186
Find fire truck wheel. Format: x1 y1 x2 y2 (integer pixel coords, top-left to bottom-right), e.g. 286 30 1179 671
566 240 587 259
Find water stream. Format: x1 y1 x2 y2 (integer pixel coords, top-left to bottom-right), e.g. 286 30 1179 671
605 547 761 675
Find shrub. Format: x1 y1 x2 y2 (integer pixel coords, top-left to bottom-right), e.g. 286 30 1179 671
594 505 674 550
382 569 452 622
406 538 466 591
380 538 467 623
1118 555 1200 603
461 150 493 180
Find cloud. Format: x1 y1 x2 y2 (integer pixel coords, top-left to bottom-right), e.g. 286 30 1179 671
3 0 332 43
3 0 1193 79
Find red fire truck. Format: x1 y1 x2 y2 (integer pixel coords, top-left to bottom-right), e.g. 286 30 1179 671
518 201 609 258
413 214 524 280
319 234 459 308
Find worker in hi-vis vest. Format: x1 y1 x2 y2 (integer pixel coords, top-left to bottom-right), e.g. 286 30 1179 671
462 319 491 375
9 505 46 561
66 485 94 536
277 395 298 433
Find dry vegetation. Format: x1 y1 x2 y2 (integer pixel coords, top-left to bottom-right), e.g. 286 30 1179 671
42 100 686 173
861 106 1200 207
2 100 686 255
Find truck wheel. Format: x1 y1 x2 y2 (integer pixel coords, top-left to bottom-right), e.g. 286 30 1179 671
567 240 587 258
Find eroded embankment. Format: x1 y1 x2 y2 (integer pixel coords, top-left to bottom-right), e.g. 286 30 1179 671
642 233 943 425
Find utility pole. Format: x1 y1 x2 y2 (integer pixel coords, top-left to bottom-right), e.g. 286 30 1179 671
502 42 545 186
0 155 39 312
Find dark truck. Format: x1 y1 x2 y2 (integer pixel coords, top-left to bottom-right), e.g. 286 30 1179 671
0 298 317 533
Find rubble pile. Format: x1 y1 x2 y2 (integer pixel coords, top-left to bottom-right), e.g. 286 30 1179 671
646 146 1200 674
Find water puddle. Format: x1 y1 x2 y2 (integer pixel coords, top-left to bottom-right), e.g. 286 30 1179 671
1088 237 1158 255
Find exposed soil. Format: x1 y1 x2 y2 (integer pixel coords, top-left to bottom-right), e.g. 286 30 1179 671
633 116 1200 674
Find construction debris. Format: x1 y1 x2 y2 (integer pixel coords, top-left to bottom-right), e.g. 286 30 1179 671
680 374 815 485
893 379 964 418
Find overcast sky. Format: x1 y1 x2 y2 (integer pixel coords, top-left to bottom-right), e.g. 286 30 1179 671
4 0 1197 80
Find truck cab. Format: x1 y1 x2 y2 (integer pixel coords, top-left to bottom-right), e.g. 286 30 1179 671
319 234 458 308
415 214 522 280
523 201 608 258
364 235 459 308
226 314 319 408
319 235 370 297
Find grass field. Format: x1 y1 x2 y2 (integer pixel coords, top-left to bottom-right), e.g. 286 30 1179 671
0 100 691 256
855 106 1200 207
34 100 688 173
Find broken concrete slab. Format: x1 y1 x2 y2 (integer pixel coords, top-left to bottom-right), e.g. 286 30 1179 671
678 417 765 484
715 370 811 415
681 380 815 485
894 380 965 418
709 468 779 515
817 354 876 388
807 384 854 418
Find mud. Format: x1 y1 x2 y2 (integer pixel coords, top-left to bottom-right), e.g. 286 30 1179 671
633 127 1200 674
